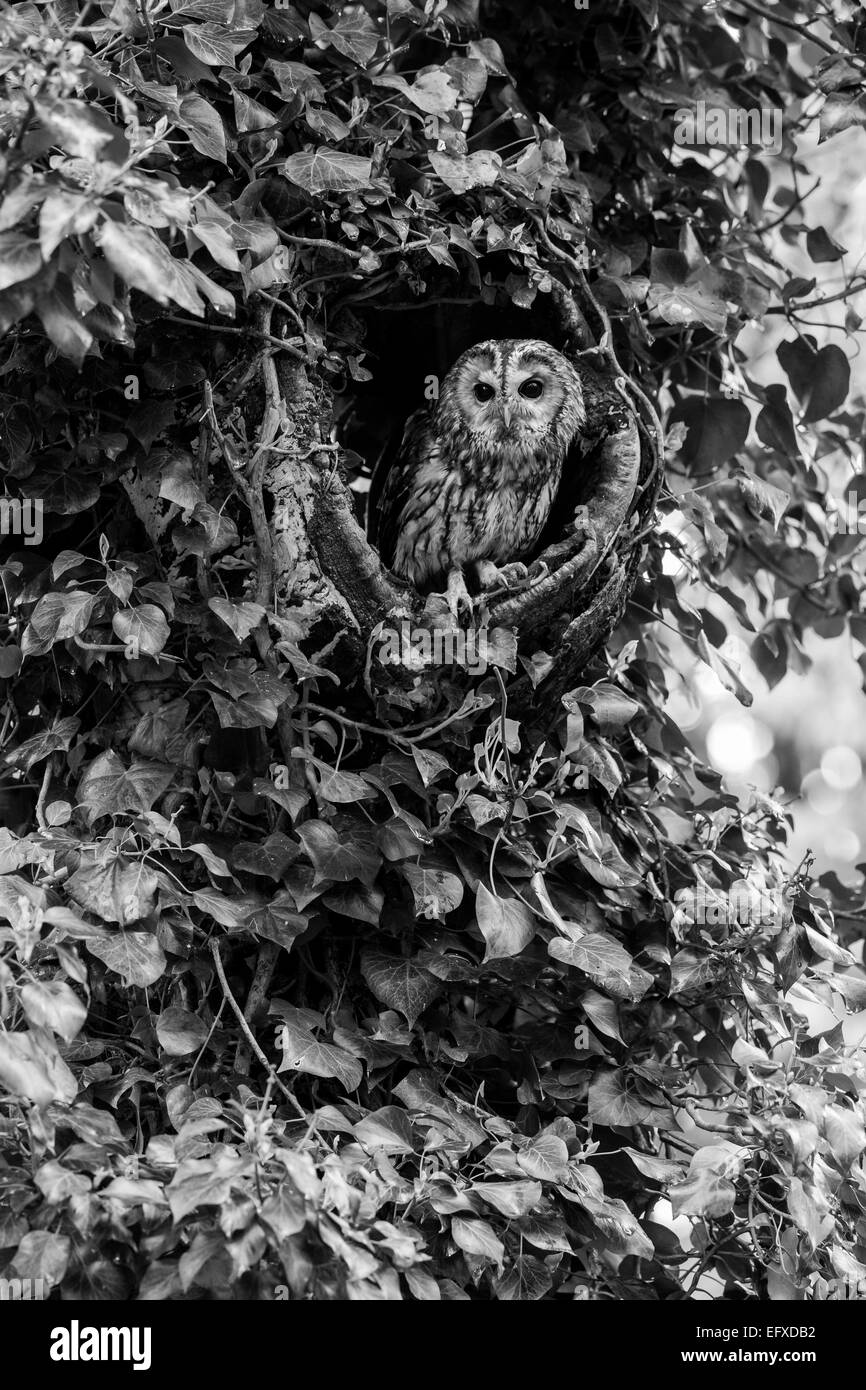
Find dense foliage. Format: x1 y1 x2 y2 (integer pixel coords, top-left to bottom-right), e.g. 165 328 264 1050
2 0 866 1301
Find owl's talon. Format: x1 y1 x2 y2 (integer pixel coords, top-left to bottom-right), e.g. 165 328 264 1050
572 505 599 548
445 567 474 621
475 560 528 591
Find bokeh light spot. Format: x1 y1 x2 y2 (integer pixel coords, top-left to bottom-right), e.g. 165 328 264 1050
706 713 773 776
820 745 862 790
823 828 861 862
801 769 845 816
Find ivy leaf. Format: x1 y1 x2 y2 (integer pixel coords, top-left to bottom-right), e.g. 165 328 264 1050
77 751 175 822
191 888 249 929
230 834 297 881
43 907 110 942
305 105 350 142
20 981 87 1042
321 883 383 924
647 282 728 334
476 883 535 960
112 605 170 658
210 691 280 729
670 1143 747 1219
755 383 801 457
276 1019 362 1092
360 949 440 1027
804 926 855 965
373 70 460 115
819 90 866 142
517 1135 570 1183
484 627 518 673
728 478 789 530
166 1153 251 1222
567 683 640 728
87 931 167 987
451 1217 505 1268
177 93 227 163
10 1230 72 1289
282 148 374 196
245 894 309 953
582 989 624 1044
168 0 234 19
68 857 159 925
549 932 643 1000
777 338 850 421
182 21 256 66
0 233 42 292
669 396 750 471
0 875 46 924
95 220 176 305
36 288 93 365
301 757 376 804
696 631 753 706
259 1183 306 1241
0 645 21 678
471 1180 543 1218
252 779 309 822
178 260 234 316
39 190 98 259
823 1105 866 1167
467 36 513 78
297 820 381 884
401 859 464 919
429 150 502 193
587 1067 673 1127
4 716 79 772
321 8 380 65
806 226 846 262
22 591 95 656
267 60 325 102
623 1149 684 1184
156 1006 211 1056
493 1255 553 1301
190 218 242 272
34 97 121 161
410 746 450 786
208 598 266 641
0 1031 77 1107
353 1106 415 1155
668 947 720 997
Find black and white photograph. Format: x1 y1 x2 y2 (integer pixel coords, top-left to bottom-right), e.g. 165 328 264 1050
1 0 866 1354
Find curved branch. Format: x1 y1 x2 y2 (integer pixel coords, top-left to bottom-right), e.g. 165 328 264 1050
548 277 594 351
488 411 641 633
513 557 633 717
308 470 410 630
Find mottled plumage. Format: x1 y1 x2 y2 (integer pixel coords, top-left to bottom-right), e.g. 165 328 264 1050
370 339 586 606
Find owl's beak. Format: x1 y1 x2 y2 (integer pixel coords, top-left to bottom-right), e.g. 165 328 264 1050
500 402 512 427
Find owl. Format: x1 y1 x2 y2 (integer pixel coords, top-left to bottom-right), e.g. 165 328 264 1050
370 339 586 615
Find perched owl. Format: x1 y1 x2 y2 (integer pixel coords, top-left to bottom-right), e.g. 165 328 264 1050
370 339 586 615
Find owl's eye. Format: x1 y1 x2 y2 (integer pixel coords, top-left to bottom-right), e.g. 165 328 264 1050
473 382 495 402
519 378 544 399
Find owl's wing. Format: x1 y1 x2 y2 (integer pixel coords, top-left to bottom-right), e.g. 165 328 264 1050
368 405 435 569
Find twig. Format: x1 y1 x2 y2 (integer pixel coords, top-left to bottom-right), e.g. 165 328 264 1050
210 939 306 1118
163 315 308 358
34 755 54 831
766 277 866 315
234 940 280 1077
734 0 836 55
189 995 226 1086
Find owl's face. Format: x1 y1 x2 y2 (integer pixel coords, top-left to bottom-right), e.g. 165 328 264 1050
438 339 586 446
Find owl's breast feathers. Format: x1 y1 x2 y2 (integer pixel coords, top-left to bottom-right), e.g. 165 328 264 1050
375 406 573 588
